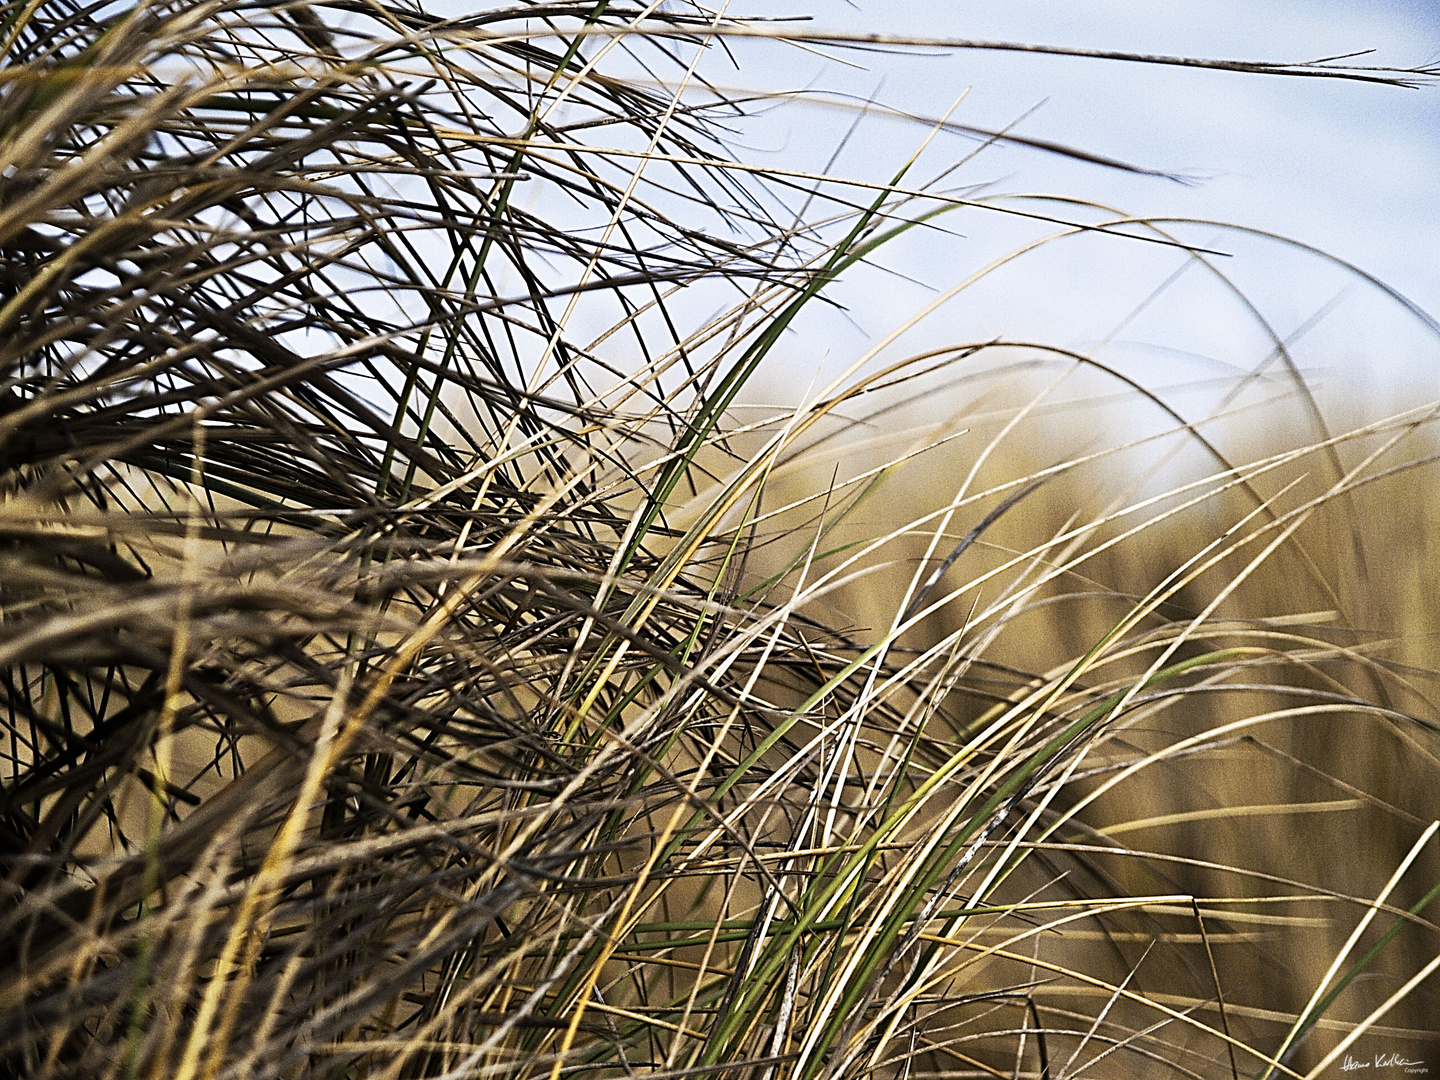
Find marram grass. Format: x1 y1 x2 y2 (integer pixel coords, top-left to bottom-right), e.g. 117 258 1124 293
1 3 1438 1079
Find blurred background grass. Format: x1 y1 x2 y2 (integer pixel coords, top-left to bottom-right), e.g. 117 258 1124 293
719 358 1440 1070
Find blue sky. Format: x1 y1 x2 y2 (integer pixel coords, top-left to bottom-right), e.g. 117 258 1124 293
697 2 1440 409
742 1 1438 292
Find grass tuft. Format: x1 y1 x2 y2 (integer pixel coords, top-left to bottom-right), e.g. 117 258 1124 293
1 3 1437 1078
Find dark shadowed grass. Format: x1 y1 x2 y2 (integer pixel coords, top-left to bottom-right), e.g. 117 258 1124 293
1 2 1438 1078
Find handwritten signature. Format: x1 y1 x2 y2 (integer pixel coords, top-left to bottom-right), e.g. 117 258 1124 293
1340 1053 1428 1075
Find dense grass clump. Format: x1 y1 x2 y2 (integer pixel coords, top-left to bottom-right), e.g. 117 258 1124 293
1 3 1438 1078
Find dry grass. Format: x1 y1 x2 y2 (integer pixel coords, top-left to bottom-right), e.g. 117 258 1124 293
1 2 1438 1078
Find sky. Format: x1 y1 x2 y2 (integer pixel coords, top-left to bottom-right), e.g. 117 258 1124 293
691 1 1440 416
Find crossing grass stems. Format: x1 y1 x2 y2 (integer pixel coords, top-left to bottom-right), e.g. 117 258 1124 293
0 3 1438 1078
